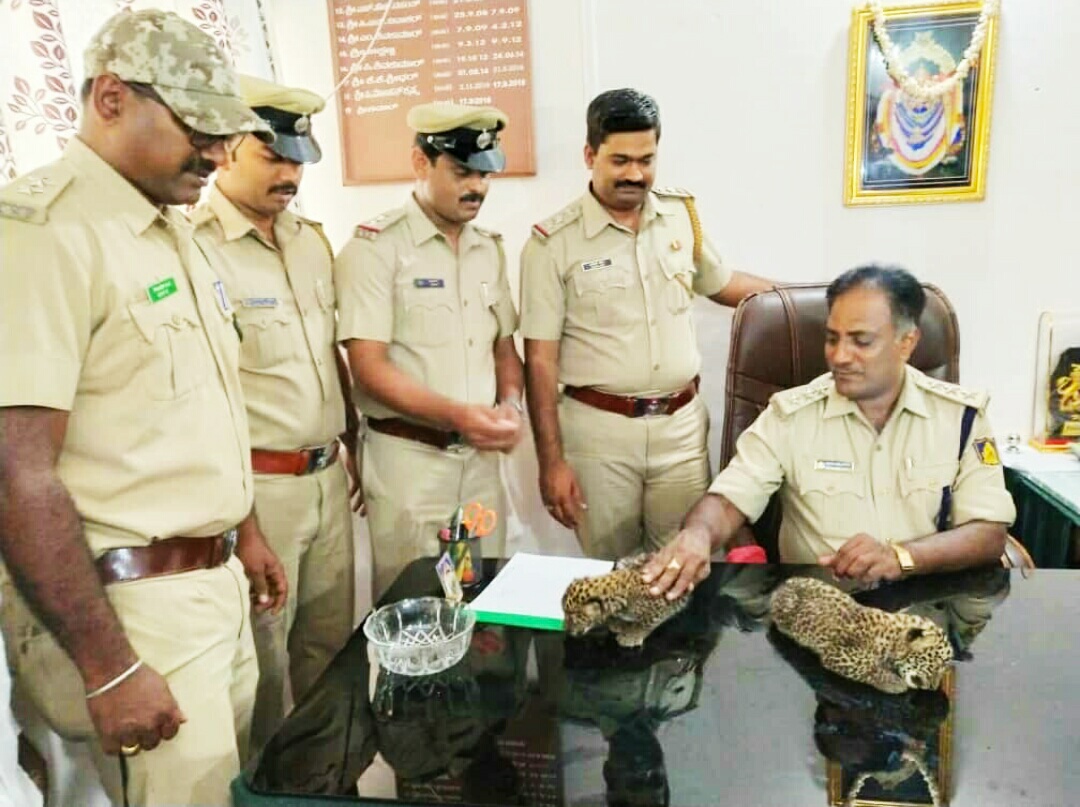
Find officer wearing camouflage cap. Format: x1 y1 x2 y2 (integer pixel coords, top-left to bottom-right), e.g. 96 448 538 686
192 74 361 753
335 102 523 599
0 9 287 805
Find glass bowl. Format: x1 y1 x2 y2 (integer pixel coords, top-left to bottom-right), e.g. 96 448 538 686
363 597 476 677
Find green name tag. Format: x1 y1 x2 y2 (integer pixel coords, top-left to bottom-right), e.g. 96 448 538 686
146 277 178 304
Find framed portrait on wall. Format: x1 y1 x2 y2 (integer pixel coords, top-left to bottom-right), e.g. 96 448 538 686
843 2 999 206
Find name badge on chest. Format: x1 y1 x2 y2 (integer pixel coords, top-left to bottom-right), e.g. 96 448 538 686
414 278 445 289
581 257 613 273
241 297 279 308
146 277 177 304
814 459 854 472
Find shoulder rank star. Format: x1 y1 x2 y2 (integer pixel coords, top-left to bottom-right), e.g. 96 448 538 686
18 177 51 195
972 437 1001 466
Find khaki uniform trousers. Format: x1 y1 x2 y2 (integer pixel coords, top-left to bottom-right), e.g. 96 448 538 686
560 393 711 560
362 429 506 601
0 555 258 806
107 556 257 805
0 592 43 807
249 460 355 753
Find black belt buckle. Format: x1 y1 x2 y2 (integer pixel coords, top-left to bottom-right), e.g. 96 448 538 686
221 528 238 563
634 396 668 417
306 442 336 473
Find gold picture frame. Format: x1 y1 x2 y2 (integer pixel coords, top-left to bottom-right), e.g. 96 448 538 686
843 2 999 206
827 667 955 806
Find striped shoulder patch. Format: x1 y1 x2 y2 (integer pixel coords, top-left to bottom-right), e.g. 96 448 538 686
652 186 695 200
532 201 582 239
354 207 406 240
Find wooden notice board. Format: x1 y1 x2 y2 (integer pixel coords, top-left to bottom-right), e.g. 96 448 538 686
327 0 536 184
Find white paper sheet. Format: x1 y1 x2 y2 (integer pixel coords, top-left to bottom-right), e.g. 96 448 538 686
468 552 614 630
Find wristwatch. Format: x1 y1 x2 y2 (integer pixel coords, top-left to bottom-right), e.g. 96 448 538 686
890 542 916 576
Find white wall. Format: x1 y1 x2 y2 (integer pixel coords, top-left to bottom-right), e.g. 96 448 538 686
266 0 1078 549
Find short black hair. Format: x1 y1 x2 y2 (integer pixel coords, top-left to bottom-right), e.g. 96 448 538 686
586 88 661 151
826 264 926 333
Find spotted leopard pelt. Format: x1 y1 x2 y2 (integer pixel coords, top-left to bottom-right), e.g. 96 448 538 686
561 554 690 647
770 577 952 693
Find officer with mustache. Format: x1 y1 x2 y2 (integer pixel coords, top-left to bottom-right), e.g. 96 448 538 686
335 103 523 599
520 88 772 561
192 75 361 752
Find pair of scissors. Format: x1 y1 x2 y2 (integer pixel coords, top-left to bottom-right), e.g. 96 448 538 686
462 501 497 538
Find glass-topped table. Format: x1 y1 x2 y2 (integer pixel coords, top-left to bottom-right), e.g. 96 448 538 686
235 558 1079 807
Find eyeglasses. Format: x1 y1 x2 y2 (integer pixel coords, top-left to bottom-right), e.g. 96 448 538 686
124 82 242 152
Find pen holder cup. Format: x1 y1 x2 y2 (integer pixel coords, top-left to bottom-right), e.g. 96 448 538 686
439 533 483 588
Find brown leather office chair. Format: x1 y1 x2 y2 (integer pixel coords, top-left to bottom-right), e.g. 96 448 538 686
719 282 959 559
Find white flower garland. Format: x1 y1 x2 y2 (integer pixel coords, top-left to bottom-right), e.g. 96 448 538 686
870 0 1000 102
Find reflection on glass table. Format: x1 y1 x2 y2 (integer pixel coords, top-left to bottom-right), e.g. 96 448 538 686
236 559 1078 807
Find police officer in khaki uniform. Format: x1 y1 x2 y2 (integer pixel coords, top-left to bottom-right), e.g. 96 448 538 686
520 88 772 560
643 266 1017 600
335 103 523 599
192 74 360 752
0 10 287 805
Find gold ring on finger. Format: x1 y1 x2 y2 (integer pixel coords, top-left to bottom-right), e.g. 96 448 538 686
666 557 682 571
120 743 141 757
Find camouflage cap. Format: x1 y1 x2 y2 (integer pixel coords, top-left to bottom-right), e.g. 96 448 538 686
84 9 272 141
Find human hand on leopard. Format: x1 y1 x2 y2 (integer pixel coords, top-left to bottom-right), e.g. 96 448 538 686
819 533 904 585
562 553 691 647
640 526 712 601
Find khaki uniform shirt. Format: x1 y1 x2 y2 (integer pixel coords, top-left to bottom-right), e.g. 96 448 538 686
710 366 1017 563
0 139 252 554
334 195 517 421
192 186 345 450
519 188 733 395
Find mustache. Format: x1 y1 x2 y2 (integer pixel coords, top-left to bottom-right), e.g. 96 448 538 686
459 192 485 204
615 180 647 189
181 156 216 177
270 183 298 195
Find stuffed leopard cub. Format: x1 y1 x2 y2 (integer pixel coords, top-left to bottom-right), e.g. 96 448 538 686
561 554 690 647
770 577 952 694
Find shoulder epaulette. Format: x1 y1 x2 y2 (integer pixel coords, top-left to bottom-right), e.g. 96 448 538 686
472 224 502 239
913 373 990 413
531 201 581 239
353 207 406 240
651 186 695 200
0 163 75 225
771 374 833 418
297 216 334 260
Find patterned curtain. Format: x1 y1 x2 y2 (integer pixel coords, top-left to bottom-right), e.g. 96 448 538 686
0 0 279 181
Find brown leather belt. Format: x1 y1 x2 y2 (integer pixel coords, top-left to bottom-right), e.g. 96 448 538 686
564 376 700 418
95 531 238 586
367 417 466 451
251 440 340 475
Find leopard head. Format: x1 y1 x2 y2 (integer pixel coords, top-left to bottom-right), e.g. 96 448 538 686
561 578 625 636
893 619 953 690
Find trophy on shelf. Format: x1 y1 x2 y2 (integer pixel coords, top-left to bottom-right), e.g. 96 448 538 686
1031 312 1080 452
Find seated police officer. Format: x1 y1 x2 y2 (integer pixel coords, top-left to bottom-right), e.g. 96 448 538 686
643 265 1017 597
